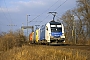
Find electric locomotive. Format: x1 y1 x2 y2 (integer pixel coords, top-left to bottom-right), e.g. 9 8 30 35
40 20 65 44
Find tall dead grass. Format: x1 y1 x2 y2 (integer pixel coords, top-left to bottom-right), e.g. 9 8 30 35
0 30 26 51
0 45 88 60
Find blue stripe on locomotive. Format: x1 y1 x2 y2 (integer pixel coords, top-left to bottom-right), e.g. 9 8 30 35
51 32 62 38
40 25 45 40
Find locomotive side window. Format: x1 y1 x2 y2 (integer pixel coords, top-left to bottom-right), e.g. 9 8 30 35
46 26 48 30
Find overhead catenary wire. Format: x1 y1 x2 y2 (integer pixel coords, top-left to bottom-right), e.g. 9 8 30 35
54 0 68 19
52 0 68 20
4 0 13 24
39 14 50 24
30 0 68 23
3 0 17 31
29 0 60 23
54 0 68 11
0 5 16 28
49 0 68 21
0 5 11 24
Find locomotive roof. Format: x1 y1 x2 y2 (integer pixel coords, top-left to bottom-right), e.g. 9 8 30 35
49 20 61 25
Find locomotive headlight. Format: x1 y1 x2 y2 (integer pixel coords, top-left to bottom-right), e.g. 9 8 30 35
63 40 65 42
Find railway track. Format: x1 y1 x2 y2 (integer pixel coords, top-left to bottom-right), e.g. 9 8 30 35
28 43 90 51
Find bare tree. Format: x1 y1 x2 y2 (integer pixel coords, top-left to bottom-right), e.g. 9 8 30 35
60 10 75 44
59 0 90 45
76 0 90 40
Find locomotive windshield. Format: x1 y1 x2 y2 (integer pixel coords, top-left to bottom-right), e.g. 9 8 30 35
50 21 62 32
51 27 62 32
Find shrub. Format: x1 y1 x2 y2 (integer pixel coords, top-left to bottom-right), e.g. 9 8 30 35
0 30 26 51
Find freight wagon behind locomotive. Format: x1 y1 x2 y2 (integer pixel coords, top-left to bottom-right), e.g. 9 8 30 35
29 21 65 44
29 32 34 43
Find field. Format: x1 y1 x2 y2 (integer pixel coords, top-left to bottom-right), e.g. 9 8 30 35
0 31 90 60
0 44 90 60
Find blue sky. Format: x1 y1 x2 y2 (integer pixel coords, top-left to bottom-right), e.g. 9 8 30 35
0 0 77 33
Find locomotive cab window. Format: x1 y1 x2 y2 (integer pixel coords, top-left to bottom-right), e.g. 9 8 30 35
51 27 62 32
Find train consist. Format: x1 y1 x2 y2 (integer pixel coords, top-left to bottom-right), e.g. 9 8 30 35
29 20 65 44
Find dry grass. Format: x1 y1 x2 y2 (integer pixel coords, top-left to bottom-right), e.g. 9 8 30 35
0 45 87 60
0 30 26 51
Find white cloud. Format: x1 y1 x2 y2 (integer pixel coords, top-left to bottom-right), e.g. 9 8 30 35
0 0 46 13
0 7 20 12
12 0 46 8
